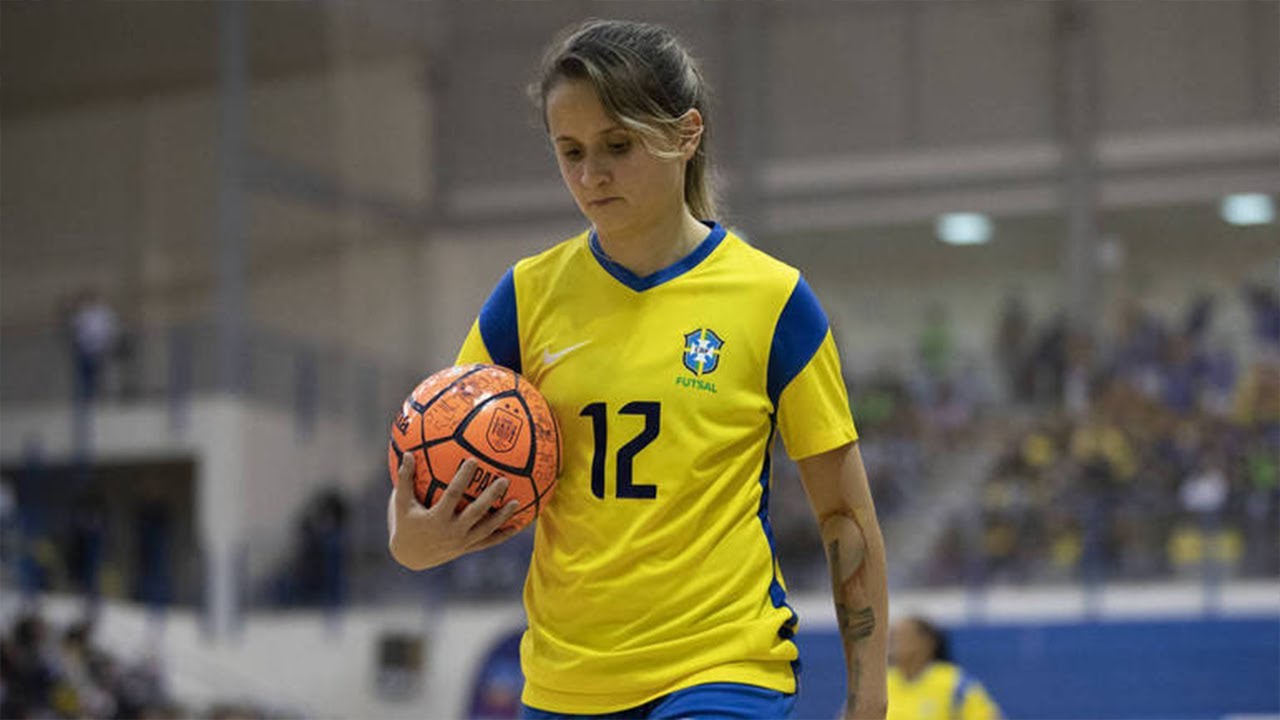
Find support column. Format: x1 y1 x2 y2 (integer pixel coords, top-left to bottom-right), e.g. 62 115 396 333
1057 1 1102 337
1057 1 1105 614
217 0 249 395
208 0 249 642
724 3 768 244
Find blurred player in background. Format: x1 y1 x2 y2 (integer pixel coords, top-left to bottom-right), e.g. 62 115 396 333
388 19 888 718
887 616 1001 720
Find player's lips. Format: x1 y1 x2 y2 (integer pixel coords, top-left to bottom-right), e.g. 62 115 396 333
588 197 621 207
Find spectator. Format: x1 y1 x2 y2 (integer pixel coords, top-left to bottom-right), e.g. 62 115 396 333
0 613 59 718
1063 329 1095 417
135 500 174 609
994 293 1030 403
54 620 116 718
1242 284 1280 353
1027 314 1068 405
66 290 120 405
66 492 106 602
1183 292 1215 343
918 304 954 385
888 615 1001 720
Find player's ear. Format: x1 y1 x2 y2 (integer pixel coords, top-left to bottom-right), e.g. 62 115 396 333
676 109 703 161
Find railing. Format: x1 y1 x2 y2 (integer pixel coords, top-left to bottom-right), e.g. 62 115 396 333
0 321 424 441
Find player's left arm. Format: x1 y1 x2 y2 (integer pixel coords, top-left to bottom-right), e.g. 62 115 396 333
797 441 889 720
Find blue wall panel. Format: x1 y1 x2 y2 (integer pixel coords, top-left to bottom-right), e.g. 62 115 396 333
794 616 1280 720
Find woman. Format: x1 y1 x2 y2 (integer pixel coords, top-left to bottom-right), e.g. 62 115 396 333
887 616 1001 720
389 19 887 719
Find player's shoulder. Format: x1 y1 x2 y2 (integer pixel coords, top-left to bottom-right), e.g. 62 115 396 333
922 661 964 686
717 227 803 296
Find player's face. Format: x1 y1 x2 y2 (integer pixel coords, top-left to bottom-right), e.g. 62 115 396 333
888 618 927 668
545 79 688 237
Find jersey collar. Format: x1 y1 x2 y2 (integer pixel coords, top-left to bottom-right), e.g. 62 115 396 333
589 221 726 292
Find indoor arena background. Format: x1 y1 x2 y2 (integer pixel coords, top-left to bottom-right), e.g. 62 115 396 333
2 2 1277 719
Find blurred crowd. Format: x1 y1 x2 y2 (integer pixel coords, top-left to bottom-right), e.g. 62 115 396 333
1 611 169 719
925 285 1280 586
0 610 291 720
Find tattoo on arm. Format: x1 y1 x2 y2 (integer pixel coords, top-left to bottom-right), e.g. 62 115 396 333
841 606 876 640
826 536 876 639
825 514 878 714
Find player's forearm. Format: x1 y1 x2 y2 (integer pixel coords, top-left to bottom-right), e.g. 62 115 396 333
820 507 888 719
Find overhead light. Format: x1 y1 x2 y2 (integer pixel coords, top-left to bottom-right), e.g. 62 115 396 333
936 213 992 245
1219 193 1275 226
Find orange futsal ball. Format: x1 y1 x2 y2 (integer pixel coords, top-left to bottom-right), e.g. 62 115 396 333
388 364 561 533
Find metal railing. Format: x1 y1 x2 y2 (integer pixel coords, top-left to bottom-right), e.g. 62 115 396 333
0 321 424 442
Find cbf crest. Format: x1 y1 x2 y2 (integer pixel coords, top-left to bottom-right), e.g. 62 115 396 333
682 328 725 375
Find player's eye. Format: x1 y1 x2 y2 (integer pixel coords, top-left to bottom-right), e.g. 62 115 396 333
560 148 582 161
608 140 631 155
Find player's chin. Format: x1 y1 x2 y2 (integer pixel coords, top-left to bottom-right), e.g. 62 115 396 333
582 204 629 233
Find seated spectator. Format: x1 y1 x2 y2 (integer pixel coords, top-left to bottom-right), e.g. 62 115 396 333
888 615 1002 720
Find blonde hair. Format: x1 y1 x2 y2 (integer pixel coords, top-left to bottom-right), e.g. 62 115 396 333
531 19 717 220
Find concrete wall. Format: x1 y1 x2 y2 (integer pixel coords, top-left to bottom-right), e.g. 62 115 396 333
1 58 430 356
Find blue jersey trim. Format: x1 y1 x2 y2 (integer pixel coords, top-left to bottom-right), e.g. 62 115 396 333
953 670 974 710
478 268 521 373
589 221 726 292
766 276 830 407
758 416 800 650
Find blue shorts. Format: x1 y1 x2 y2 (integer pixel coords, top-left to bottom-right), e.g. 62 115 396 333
521 682 796 719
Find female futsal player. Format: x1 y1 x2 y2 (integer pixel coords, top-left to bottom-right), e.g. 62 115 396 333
389 19 888 719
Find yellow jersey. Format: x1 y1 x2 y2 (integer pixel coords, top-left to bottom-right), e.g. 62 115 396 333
887 662 1001 720
456 222 857 713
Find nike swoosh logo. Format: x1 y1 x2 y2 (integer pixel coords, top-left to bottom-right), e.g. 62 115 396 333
542 341 591 367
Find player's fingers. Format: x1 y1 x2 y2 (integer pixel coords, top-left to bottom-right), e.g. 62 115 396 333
458 476 510 527
435 457 477 514
469 518 520 552
468 499 521 543
393 452 418 512
470 529 517 552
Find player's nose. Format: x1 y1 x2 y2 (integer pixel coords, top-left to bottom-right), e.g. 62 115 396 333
579 155 611 188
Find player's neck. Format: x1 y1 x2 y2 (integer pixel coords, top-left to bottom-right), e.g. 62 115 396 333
594 210 708 277
899 657 931 681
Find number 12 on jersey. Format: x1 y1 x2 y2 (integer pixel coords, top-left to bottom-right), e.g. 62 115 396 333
580 401 661 499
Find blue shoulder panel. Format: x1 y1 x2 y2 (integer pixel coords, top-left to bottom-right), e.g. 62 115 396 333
766 276 829 407
478 268 521 373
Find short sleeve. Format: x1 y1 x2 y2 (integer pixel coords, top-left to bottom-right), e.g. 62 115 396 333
456 268 520 371
776 331 858 459
769 276 857 459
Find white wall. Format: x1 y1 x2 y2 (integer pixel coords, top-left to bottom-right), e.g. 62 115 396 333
0 393 395 636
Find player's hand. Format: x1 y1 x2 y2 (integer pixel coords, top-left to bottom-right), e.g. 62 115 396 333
387 453 521 571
